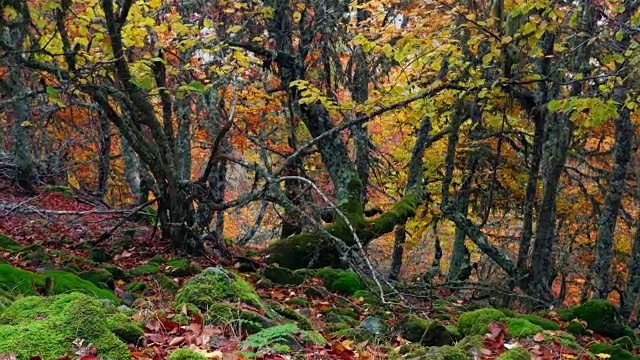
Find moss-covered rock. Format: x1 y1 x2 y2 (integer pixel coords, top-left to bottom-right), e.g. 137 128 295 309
203 302 271 334
419 345 470 360
165 257 198 277
572 299 626 339
0 234 23 252
0 293 130 359
175 267 263 311
558 309 576 322
167 349 208 360
0 263 116 301
518 314 560 331
107 313 144 345
316 268 362 295
126 282 147 293
130 263 161 276
262 267 304 285
496 347 530 360
458 308 506 336
90 247 113 263
156 274 179 291
268 301 313 330
149 255 166 264
589 342 638 360
352 290 379 306
286 297 311 307
79 268 114 289
566 319 590 335
398 315 430 343
505 318 544 338
613 336 636 351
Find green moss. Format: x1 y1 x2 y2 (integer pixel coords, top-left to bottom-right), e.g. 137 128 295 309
458 308 506 336
0 293 129 359
176 267 264 312
166 257 196 277
398 315 430 343
130 263 161 276
268 301 313 330
126 282 147 293
316 268 362 295
172 314 191 325
149 255 166 264
203 303 266 333
107 313 144 345
155 274 179 291
518 314 560 330
505 318 544 338
262 267 304 285
301 330 328 345
333 327 378 342
446 324 462 341
0 234 23 252
42 185 72 198
566 319 590 335
589 342 638 360
496 347 530 360
558 309 576 322
79 268 114 289
573 299 626 338
0 264 116 301
167 349 208 360
613 336 635 351
326 323 351 333
421 345 470 360
286 297 311 307
623 326 637 340
353 290 379 305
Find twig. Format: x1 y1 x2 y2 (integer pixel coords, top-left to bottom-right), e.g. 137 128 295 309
95 197 159 244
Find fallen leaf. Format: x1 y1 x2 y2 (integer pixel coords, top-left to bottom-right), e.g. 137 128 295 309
533 333 546 342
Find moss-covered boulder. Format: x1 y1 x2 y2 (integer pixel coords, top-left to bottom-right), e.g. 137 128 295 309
0 263 116 301
0 293 130 359
165 257 198 277
203 302 273 333
572 299 626 339
175 267 264 311
127 282 147 293
458 308 506 336
589 342 638 360
398 315 429 343
316 268 362 295
156 274 179 291
496 347 530 360
504 318 544 338
613 336 636 352
558 308 576 321
352 290 379 306
79 268 114 289
167 349 208 360
0 234 23 252
518 314 560 331
107 313 144 345
100 263 129 281
419 345 470 360
566 319 590 335
262 267 304 285
129 263 161 276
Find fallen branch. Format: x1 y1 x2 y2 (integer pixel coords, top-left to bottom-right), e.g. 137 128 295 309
95 198 159 244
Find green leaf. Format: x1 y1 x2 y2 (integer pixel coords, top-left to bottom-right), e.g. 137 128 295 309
46 86 58 98
547 99 562 111
137 77 154 90
187 81 204 94
616 30 625 41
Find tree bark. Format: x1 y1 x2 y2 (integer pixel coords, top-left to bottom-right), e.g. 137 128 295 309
96 112 111 200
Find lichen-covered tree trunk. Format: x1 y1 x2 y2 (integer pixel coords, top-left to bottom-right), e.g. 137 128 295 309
592 3 635 299
622 179 640 318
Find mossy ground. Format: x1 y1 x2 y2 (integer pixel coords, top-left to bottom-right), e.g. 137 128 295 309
457 308 506 336
572 299 626 339
496 347 530 360
0 293 130 359
0 263 117 301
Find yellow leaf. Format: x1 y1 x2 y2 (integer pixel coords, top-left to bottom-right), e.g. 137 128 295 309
21 121 33 127
293 11 302 22
148 0 161 8
562 355 576 359
341 339 354 350
595 354 612 359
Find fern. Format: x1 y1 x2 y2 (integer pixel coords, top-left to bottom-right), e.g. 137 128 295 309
239 323 299 357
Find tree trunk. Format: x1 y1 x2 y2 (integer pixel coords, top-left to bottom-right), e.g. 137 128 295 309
96 112 111 200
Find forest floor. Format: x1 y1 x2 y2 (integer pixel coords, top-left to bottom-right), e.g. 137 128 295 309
0 180 638 360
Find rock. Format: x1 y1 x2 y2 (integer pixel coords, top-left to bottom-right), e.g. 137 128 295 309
79 268 115 289
504 318 544 338
121 292 136 307
0 263 117 301
167 349 207 360
99 299 115 308
398 315 455 346
457 308 506 336
262 267 304 285
589 342 637 360
0 293 130 359
572 299 626 338
303 287 324 298
107 313 144 345
316 268 362 295
297 308 312 318
129 263 161 276
497 347 531 360
518 314 560 331
325 313 345 324
360 316 386 336
566 319 590 335
117 305 132 313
